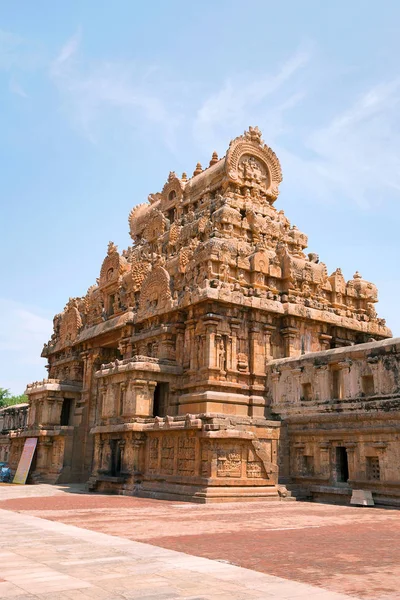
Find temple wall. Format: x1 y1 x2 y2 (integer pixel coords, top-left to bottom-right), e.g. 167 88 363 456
0 404 29 466
4 381 84 484
268 337 400 505
89 414 281 502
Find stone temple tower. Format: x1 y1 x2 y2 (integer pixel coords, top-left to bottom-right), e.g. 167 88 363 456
4 126 391 502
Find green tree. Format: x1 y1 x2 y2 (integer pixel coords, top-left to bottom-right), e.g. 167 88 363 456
0 388 28 408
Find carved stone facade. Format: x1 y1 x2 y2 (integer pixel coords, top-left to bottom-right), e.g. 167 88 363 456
0 403 28 464
4 126 399 504
268 338 400 506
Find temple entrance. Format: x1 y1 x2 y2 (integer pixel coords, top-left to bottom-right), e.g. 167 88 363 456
336 447 349 483
153 383 169 418
60 398 72 426
110 440 122 476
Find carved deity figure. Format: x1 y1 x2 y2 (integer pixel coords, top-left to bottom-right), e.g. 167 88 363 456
218 338 226 371
239 157 266 185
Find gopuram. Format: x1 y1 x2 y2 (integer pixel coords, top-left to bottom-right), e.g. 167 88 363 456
3 126 400 505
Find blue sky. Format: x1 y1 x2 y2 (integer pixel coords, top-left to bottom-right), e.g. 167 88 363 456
1 1 400 394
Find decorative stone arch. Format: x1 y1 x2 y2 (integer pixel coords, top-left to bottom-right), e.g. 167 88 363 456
137 266 172 321
143 207 169 243
225 126 282 202
129 203 152 243
59 300 82 344
99 242 128 288
161 172 185 206
250 250 271 274
161 172 185 225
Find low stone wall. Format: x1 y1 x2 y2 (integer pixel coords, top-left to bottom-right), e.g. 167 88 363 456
89 414 282 502
267 337 400 505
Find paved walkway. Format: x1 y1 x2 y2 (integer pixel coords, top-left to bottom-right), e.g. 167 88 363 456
1 485 399 599
0 508 361 600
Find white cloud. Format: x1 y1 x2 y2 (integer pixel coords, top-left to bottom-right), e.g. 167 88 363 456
53 29 81 67
50 31 181 148
193 47 311 151
281 79 400 207
190 45 400 208
0 299 52 395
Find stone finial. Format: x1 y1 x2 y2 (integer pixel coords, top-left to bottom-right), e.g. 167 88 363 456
244 126 263 144
209 151 219 166
193 162 203 176
107 241 118 255
353 271 362 279
168 171 176 182
181 172 188 181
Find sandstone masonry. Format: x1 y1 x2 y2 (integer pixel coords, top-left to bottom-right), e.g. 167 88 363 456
2 126 398 504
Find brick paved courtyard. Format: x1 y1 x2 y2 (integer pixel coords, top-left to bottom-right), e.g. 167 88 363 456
1 484 400 599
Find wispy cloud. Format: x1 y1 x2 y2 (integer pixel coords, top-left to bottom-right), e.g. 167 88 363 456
193 47 312 151
282 79 400 207
191 43 400 208
4 27 400 209
53 29 81 67
50 31 181 148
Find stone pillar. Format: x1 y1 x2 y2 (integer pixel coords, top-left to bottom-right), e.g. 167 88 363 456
98 383 107 420
319 442 331 479
229 320 240 372
338 360 352 398
202 316 220 371
345 443 357 481
49 397 63 426
27 401 36 427
132 433 146 474
119 440 126 472
174 323 185 368
315 365 330 401
36 400 45 427
264 324 274 363
270 371 280 407
292 368 302 403
185 318 197 372
281 326 298 358
368 362 380 395
102 383 114 418
119 382 127 417
129 379 157 417
36 438 53 471
250 325 264 375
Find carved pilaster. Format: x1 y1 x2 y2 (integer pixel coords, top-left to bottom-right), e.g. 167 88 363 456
281 326 298 358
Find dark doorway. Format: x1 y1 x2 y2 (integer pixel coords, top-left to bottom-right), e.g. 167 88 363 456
60 398 72 426
336 447 349 482
110 440 122 476
153 383 169 418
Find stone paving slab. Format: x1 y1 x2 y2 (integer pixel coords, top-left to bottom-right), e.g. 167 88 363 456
2 487 400 599
0 507 361 600
0 483 86 500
